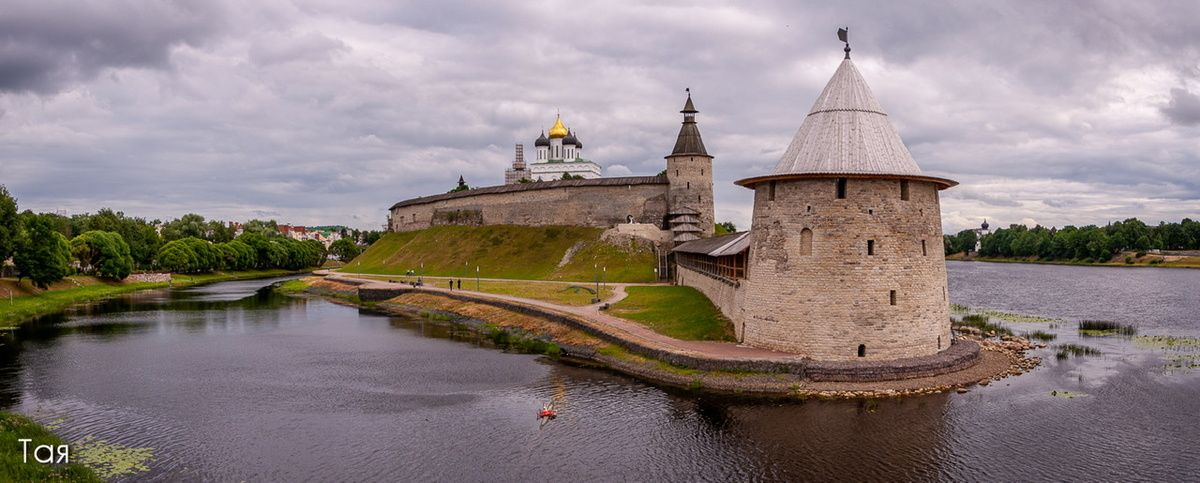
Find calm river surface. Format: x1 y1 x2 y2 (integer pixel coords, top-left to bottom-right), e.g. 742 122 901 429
3 263 1200 481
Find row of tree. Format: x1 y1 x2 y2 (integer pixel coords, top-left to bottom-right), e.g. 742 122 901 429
1 185 373 288
944 218 1200 262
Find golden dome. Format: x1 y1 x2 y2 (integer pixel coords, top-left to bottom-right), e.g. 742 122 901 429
548 115 568 138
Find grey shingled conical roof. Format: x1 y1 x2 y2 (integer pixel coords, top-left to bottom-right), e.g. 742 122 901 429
772 58 922 177
669 93 708 157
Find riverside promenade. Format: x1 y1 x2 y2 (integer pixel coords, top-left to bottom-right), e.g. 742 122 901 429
316 271 985 383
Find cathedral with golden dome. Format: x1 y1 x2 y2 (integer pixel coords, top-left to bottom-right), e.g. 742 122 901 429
504 113 602 184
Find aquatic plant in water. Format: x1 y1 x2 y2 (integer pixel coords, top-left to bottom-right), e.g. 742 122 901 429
954 314 1012 336
71 436 154 479
1134 335 1200 349
1077 320 1136 337
1023 331 1057 342
1055 344 1101 360
973 308 1059 323
1050 390 1088 399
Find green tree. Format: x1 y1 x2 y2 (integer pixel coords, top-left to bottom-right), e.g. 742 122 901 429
70 231 134 280
329 238 361 261
14 214 73 288
714 221 737 236
161 213 209 241
157 242 196 273
0 185 19 263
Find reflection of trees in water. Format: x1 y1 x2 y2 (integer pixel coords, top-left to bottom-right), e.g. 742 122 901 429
13 286 304 343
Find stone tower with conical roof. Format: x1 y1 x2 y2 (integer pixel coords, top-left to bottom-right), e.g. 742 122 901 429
733 39 957 361
665 91 715 241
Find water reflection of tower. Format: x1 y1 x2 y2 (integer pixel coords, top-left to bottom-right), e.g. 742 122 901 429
717 395 951 480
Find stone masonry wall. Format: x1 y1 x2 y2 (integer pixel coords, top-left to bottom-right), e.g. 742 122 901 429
665 154 715 237
390 183 669 232
674 264 747 341
740 178 952 361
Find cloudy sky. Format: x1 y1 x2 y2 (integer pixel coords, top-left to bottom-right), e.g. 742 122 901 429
2 0 1199 232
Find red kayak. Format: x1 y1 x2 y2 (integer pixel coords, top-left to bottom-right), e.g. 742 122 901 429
538 402 557 419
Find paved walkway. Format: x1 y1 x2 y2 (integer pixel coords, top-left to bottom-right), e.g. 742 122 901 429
330 273 805 363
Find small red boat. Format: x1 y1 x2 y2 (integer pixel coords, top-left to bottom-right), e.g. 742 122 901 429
538 402 557 419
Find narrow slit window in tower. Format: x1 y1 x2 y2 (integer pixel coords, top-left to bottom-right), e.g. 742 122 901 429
768 181 776 201
836 178 847 199
900 180 910 201
867 239 875 255
857 345 866 357
938 336 942 349
800 228 813 255
890 290 897 306
922 239 928 256
687 181 690 190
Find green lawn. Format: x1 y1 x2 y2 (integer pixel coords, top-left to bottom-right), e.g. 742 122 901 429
0 412 101 482
0 269 304 327
345 274 615 306
608 286 734 341
340 225 657 282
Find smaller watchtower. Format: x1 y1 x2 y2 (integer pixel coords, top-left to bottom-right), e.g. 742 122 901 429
665 90 715 242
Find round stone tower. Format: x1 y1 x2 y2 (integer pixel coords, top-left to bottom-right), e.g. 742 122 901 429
734 48 957 362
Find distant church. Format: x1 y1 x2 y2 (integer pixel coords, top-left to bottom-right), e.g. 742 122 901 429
505 114 602 184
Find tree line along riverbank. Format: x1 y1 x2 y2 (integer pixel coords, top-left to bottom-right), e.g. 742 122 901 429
944 217 1200 265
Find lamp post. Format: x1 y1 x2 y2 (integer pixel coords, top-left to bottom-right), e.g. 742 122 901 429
594 263 599 301
476 265 480 292
602 266 607 293
654 267 658 281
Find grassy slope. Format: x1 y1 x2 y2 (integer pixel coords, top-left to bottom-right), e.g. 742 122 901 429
0 412 101 482
608 286 734 341
340 225 657 282
0 269 301 327
335 274 615 306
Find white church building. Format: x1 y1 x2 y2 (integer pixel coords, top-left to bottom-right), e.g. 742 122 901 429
504 114 602 184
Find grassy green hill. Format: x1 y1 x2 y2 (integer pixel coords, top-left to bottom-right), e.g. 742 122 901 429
340 225 658 282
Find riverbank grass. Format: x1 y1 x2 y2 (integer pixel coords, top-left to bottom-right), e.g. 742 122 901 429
343 274 615 306
608 286 735 341
0 269 303 327
0 412 101 482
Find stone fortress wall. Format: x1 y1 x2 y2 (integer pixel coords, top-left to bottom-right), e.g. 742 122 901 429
737 177 951 361
389 176 672 232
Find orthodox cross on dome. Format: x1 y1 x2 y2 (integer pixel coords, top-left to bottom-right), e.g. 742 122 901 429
838 27 850 59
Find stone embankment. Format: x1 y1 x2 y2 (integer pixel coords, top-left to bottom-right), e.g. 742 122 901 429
297 274 1040 397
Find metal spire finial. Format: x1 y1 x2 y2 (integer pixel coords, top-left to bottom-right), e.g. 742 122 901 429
837 27 850 59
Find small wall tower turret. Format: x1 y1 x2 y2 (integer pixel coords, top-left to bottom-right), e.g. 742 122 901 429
665 91 715 241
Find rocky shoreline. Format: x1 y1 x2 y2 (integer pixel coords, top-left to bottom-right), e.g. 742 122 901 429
288 277 1043 398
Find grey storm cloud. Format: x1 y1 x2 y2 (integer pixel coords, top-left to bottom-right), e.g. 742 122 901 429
1162 87 1200 126
1 1 1199 233
0 0 231 94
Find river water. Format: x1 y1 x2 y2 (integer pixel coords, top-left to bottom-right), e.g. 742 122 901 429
2 263 1199 481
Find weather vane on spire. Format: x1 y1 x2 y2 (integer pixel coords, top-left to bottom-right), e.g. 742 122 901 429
838 27 850 59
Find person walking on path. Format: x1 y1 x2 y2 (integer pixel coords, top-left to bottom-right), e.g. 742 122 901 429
448 280 454 290
457 279 462 290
